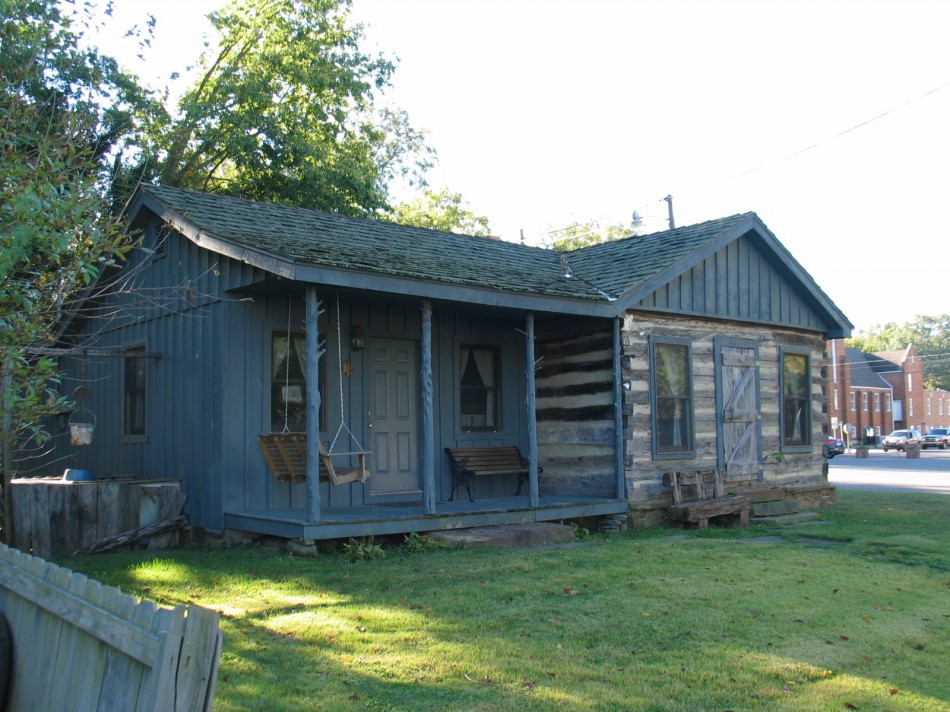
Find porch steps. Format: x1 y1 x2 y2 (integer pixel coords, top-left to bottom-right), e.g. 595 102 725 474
429 522 575 550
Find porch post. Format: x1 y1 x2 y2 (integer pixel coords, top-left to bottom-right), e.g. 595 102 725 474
613 316 627 500
420 300 436 514
525 313 540 506
305 286 322 523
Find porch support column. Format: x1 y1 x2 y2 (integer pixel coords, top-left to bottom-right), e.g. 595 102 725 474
612 316 627 500
421 299 436 514
525 313 540 506
305 286 323 523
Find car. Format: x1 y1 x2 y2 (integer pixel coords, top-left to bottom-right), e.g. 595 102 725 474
922 427 950 450
881 429 922 452
826 436 845 458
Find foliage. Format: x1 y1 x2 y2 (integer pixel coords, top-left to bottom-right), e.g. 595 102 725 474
388 188 491 236
0 0 136 451
66 491 950 711
546 220 632 252
341 536 384 561
129 0 434 215
847 314 950 390
567 520 590 539
402 531 444 553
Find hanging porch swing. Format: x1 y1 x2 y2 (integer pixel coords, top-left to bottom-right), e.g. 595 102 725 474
259 296 371 486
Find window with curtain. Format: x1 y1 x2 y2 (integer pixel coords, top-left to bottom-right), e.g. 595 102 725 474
271 332 326 433
650 338 693 456
460 345 500 432
781 349 810 448
124 346 147 437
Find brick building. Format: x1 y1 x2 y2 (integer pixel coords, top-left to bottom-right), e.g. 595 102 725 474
826 342 949 442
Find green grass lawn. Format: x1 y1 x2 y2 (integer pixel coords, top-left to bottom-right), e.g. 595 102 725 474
64 491 950 711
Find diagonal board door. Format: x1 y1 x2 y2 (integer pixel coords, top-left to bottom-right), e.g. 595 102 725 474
367 338 421 500
717 343 762 479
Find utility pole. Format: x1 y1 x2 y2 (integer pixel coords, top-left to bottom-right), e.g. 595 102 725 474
663 194 675 229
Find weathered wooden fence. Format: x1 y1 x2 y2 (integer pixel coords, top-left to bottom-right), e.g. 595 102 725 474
9 478 183 559
0 543 221 711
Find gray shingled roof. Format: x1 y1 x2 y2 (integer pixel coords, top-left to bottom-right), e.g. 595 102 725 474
138 184 760 305
566 212 755 298
140 184 605 301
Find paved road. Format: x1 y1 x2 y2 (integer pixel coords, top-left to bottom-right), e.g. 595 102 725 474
828 447 950 494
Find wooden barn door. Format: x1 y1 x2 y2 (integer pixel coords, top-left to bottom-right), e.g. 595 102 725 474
716 340 762 480
367 338 422 501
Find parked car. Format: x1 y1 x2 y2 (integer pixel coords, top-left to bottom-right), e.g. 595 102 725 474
881 429 922 452
826 436 845 458
922 427 950 450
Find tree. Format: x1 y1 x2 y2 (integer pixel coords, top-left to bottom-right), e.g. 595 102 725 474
1 0 136 454
847 315 950 390
388 189 491 236
1 0 156 542
546 220 632 252
129 0 433 215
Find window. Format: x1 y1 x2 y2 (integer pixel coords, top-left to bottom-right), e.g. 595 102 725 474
926 398 932 416
460 346 500 432
874 393 881 412
940 399 944 416
650 337 693 456
886 393 892 412
271 332 325 433
833 387 839 410
849 392 856 412
124 347 147 437
781 349 811 448
907 373 913 391
861 392 868 412
909 398 914 417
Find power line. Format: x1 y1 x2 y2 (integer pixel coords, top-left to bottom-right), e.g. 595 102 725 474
728 80 950 181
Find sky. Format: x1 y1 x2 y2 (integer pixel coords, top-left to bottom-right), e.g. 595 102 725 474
95 0 950 332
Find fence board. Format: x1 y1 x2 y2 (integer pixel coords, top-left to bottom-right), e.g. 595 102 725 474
0 544 221 711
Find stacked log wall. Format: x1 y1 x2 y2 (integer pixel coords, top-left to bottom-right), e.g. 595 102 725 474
621 311 829 527
534 318 616 497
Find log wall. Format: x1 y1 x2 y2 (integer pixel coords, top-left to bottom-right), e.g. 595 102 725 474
535 317 617 497
621 311 830 527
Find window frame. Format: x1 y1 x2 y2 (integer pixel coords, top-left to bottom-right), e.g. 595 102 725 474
780 346 812 451
123 345 148 442
458 344 502 433
649 335 695 459
269 330 326 434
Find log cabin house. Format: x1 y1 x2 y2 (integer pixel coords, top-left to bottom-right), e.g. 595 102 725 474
23 184 851 543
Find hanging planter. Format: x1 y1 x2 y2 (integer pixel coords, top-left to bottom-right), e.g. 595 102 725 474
69 409 96 446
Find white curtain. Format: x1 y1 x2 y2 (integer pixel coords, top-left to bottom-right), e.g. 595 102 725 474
272 337 290 379
659 345 685 447
462 348 496 426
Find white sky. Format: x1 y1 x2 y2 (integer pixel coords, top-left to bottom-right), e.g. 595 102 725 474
96 0 950 332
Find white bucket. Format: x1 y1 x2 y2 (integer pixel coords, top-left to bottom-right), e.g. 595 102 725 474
69 410 96 446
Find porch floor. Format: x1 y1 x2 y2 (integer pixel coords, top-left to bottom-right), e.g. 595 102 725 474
224 495 629 541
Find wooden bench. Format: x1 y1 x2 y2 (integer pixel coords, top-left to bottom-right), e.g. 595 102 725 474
445 446 535 501
665 468 750 529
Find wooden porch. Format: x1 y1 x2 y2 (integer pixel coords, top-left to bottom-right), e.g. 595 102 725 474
223 494 629 541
